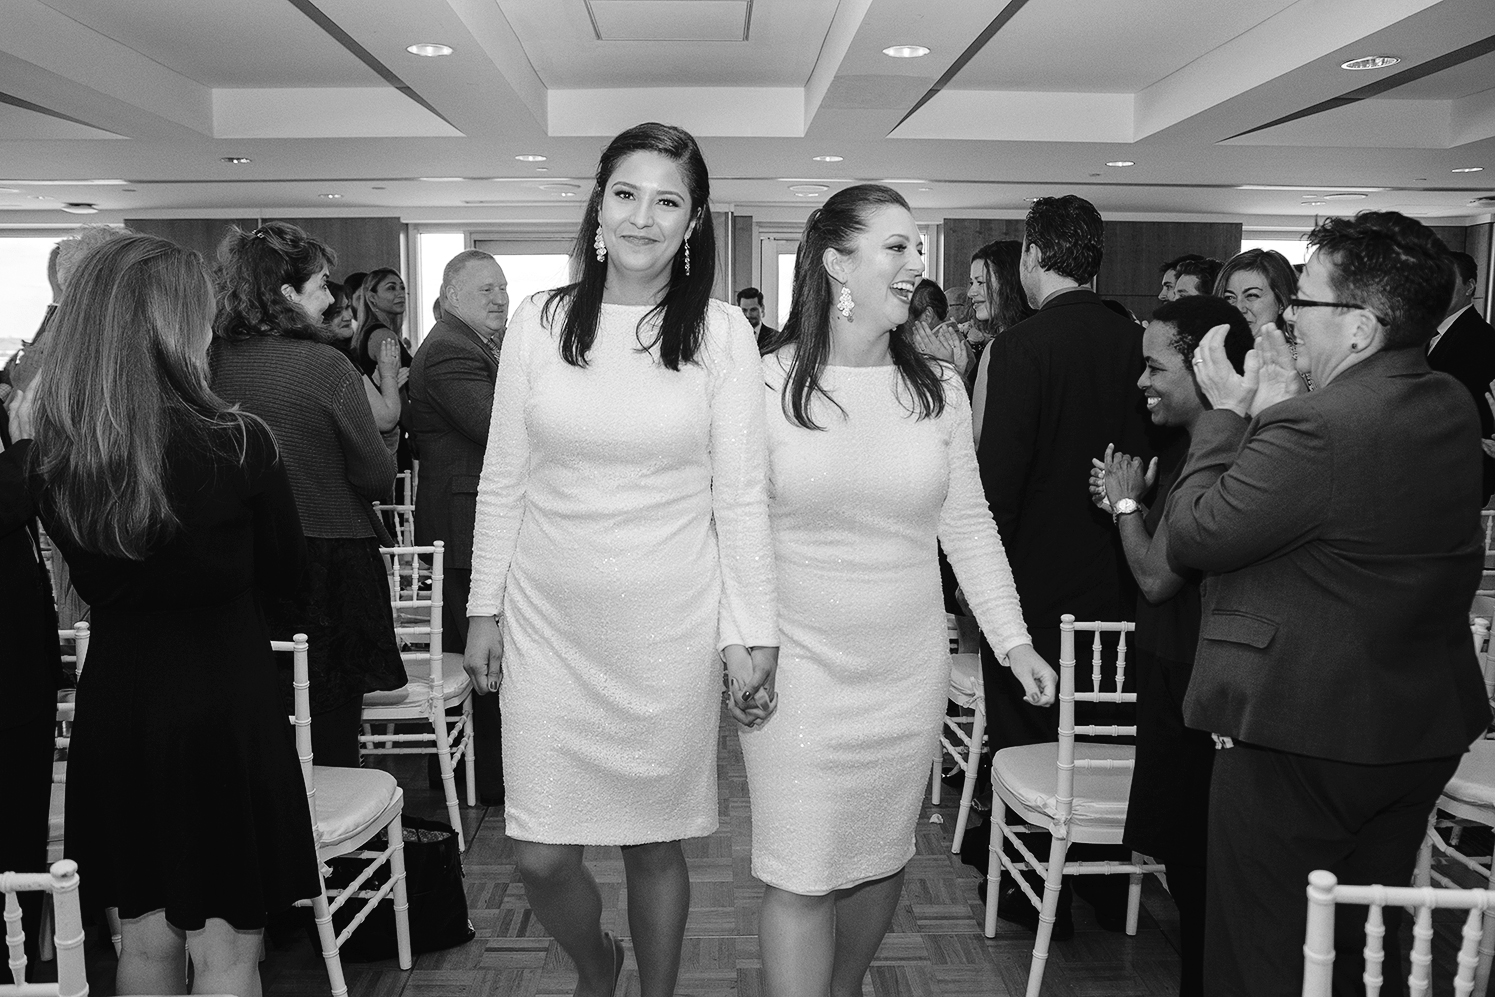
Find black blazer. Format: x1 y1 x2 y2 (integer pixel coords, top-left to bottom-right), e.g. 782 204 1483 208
1165 348 1490 764
1427 306 1495 501
976 287 1153 632
407 314 499 571
0 428 62 732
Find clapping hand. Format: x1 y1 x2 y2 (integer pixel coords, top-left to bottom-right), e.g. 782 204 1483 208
376 338 402 388
1090 443 1155 511
1484 378 1495 460
1193 322 1304 418
3 380 37 442
723 644 777 729
908 317 956 364
1248 323 1306 415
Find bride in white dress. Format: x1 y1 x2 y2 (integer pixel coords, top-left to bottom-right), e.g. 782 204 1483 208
744 184 1057 997
463 123 778 997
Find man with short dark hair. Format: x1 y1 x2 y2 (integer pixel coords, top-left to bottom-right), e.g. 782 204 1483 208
1428 250 1495 501
1158 253 1207 301
976 194 1152 931
409 248 509 804
1173 257 1223 298
736 286 778 344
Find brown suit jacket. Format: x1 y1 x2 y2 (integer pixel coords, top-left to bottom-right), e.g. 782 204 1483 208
1165 347 1489 763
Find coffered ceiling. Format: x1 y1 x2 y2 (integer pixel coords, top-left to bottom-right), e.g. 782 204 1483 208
0 0 1491 225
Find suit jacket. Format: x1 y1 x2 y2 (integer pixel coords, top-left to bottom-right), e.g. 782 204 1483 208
976 287 1153 633
1165 348 1490 764
756 324 779 348
1427 306 1495 501
408 314 499 570
0 429 63 731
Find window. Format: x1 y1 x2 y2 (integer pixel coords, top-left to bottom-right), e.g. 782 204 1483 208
414 229 575 343
0 235 64 365
1241 236 1309 266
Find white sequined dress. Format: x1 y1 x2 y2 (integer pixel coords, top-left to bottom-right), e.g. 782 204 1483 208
467 296 776 845
741 354 1031 893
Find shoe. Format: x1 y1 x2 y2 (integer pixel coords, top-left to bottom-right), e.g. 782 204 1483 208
575 932 625 997
978 879 1075 941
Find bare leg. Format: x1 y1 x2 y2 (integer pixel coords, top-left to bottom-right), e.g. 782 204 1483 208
829 868 905 997
758 885 835 997
186 918 264 997
117 910 188 996
620 840 690 997
513 840 615 997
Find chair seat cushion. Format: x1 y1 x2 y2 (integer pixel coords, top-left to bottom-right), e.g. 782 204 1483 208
361 652 471 708
313 766 402 853
1441 740 1495 811
992 742 1136 832
949 653 984 708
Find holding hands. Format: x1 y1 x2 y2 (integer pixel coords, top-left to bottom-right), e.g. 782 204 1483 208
1193 322 1304 418
723 644 778 729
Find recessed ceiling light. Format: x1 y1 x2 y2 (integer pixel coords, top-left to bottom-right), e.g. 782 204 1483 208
1023 197 1040 202
1340 55 1399 71
812 155 843 162
322 193 343 199
536 167 549 172
918 187 932 191
1304 200 1327 206
1105 160 1135 167
794 192 820 198
1452 166 1485 173
0 187 17 193
515 154 547 162
418 177 464 182
60 203 98 214
120 187 135 192
1322 192 1368 200
29 195 52 200
221 157 252 164
882 45 930 58
406 43 453 57
789 184 829 193
881 178 927 184
559 191 576 197
539 183 580 191
372 186 387 190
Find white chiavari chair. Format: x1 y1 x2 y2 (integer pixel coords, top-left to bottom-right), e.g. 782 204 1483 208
0 860 86 997
286 633 413 997
52 623 88 787
373 470 417 550
1303 870 1494 996
359 542 475 852
985 615 1165 996
930 614 986 853
1478 510 1495 598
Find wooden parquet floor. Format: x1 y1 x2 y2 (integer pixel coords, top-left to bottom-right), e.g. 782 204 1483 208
76 708 1311 997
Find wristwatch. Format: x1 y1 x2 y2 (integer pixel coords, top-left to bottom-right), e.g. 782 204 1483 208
1112 498 1141 524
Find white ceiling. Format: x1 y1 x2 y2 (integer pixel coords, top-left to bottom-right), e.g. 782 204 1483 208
0 0 1491 226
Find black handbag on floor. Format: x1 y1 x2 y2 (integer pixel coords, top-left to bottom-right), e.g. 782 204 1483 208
320 815 475 961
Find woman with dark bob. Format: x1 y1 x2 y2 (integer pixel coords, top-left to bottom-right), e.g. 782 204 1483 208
1212 247 1298 337
1168 212 1490 994
3 234 318 996
968 240 1033 444
211 221 406 766
1088 294 1253 997
742 184 1056 996
462 122 777 997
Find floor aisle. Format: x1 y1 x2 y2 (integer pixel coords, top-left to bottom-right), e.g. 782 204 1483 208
84 708 1192 996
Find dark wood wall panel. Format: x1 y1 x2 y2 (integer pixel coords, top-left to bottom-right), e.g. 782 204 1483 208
1468 222 1494 318
1095 221 1242 320
942 218 1024 292
733 214 754 295
1428 225 1467 254
123 218 258 262
269 217 403 280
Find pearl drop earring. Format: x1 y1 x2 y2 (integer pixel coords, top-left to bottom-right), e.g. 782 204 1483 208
836 284 854 320
594 227 607 263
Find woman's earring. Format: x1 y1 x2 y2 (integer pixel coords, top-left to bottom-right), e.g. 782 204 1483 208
836 284 854 320
684 240 691 276
594 227 607 263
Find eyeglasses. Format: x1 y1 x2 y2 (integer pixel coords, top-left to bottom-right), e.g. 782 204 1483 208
1286 297 1389 327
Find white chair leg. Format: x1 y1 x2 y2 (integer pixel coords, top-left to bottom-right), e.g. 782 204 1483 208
930 748 943 806
984 796 1006 938
951 704 986 855
106 906 121 956
1476 839 1495 997
388 810 413 970
430 702 464 852
1026 836 1070 997
1126 850 1143 936
309 887 348 997
462 704 477 808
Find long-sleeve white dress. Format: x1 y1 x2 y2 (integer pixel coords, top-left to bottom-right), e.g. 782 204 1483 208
741 353 1031 893
467 295 777 845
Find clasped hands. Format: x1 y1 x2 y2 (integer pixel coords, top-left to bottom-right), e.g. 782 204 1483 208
722 644 778 730
1192 322 1305 418
1088 442 1156 514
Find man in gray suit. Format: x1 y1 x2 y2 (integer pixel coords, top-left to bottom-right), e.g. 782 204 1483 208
409 249 508 803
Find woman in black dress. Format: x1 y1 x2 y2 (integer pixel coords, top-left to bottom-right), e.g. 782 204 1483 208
12 234 318 997
1089 294 1252 997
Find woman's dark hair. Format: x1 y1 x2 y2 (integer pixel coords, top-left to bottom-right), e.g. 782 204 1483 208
909 279 948 325
33 234 260 559
1023 195 1104 284
1212 248 1298 317
1152 295 1254 374
772 183 947 430
353 266 402 363
1307 212 1454 350
972 240 1034 335
542 122 716 371
213 221 336 341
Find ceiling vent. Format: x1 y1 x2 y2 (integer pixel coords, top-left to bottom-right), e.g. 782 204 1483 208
586 1 751 42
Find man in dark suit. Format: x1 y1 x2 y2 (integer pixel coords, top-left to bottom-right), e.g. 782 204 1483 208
975 195 1153 931
1167 212 1489 996
736 286 778 345
1427 251 1495 501
409 249 507 804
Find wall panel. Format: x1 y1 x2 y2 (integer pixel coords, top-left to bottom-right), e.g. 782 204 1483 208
123 217 258 261
1427 225 1467 254
942 218 1024 293
1095 221 1242 320
733 214 754 294
269 217 403 279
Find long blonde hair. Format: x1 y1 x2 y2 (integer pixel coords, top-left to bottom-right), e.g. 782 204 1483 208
31 234 259 560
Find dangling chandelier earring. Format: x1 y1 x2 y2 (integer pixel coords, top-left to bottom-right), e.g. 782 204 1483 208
836 283 854 320
594 227 607 263
684 239 691 276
